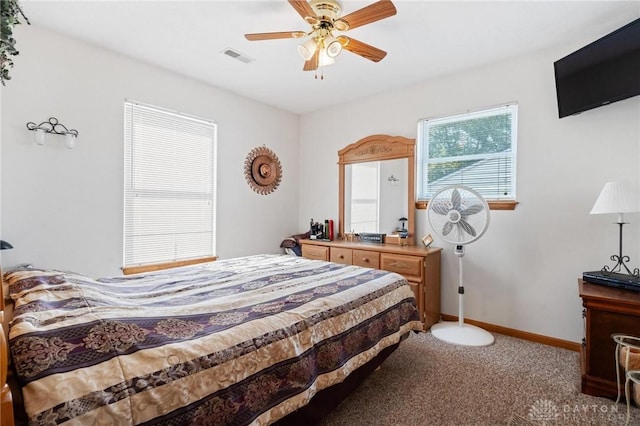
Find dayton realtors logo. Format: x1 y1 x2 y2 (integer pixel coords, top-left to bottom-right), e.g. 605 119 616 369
528 399 560 423
527 399 624 424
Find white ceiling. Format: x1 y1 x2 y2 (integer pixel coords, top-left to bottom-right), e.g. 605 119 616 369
19 1 640 115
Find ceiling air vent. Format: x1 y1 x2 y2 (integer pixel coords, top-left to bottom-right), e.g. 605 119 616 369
222 48 254 64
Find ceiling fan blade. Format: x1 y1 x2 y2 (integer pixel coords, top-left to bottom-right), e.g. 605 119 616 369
288 0 319 24
338 36 387 62
245 31 306 41
335 0 397 31
303 49 319 71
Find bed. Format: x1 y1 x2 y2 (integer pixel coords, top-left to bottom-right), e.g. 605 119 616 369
0 254 422 425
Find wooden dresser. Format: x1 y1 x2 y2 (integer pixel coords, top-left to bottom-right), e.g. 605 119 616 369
579 279 640 398
301 239 441 329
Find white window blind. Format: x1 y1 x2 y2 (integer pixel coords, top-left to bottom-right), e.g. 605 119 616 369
124 100 217 267
417 104 517 200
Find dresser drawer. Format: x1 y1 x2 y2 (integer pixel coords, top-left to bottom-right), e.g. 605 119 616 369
353 250 380 269
330 247 353 265
380 253 423 281
301 245 329 261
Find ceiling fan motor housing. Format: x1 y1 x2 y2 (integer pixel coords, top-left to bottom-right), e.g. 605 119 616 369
310 0 343 21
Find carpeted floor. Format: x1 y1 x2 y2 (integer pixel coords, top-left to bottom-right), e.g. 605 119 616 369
320 331 640 425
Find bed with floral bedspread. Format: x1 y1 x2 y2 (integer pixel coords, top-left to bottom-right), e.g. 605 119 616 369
5 254 422 425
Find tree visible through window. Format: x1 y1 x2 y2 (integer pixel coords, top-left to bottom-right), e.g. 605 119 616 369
417 104 517 201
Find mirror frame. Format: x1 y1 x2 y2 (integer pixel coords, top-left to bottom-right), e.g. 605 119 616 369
338 134 416 245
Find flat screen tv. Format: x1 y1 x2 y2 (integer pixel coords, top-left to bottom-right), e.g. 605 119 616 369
554 18 640 118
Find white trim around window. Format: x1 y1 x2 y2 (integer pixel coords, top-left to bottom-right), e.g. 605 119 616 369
417 103 518 208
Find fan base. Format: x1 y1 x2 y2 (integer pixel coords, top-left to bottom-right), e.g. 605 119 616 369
430 321 495 346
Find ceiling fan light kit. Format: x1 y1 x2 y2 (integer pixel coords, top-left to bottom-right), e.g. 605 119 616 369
244 0 397 76
324 36 342 58
297 38 318 61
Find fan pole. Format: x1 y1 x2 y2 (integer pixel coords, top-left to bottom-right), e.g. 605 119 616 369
458 255 464 327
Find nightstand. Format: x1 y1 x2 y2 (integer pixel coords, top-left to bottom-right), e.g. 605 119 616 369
579 279 640 398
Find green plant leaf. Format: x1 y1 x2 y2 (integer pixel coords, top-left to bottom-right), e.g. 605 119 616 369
0 0 29 85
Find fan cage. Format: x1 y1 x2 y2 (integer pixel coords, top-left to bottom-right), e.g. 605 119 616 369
427 185 489 245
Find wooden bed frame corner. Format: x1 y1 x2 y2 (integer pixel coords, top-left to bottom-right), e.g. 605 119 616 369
1 310 15 426
1 265 16 426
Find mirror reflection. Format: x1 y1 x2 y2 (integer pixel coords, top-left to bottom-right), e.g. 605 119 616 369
344 158 408 235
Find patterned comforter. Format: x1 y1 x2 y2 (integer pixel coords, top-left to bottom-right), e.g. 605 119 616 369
6 254 422 425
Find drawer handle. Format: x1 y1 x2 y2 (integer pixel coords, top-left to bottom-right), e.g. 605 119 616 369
363 258 369 262
339 255 344 259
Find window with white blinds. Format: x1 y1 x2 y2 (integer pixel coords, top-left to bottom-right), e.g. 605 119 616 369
417 104 517 201
124 100 217 268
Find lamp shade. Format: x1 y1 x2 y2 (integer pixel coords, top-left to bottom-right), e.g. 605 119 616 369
297 38 317 61
590 182 640 215
64 133 76 149
34 128 46 146
318 48 335 67
324 36 342 58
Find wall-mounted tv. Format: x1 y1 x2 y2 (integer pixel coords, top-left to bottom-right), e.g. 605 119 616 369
554 18 640 118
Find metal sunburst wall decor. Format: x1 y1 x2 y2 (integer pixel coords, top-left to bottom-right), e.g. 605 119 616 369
244 146 282 195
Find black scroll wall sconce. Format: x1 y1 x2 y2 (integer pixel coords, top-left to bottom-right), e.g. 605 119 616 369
26 117 79 149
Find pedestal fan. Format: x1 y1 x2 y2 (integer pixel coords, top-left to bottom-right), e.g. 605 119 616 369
427 185 494 346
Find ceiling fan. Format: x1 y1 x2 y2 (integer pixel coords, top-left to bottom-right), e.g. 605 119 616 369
244 0 397 75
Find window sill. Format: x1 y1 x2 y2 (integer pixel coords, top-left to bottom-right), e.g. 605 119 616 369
415 200 518 211
122 256 218 275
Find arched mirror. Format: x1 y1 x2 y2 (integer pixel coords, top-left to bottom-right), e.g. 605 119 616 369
338 135 416 244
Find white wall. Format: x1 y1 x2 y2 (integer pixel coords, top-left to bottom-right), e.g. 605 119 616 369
298 42 640 343
1 26 300 277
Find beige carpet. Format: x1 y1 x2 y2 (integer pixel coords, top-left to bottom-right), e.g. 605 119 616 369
320 331 640 425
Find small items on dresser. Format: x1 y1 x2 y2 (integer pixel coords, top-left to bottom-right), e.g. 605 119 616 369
397 217 409 238
309 218 334 241
385 217 409 245
384 234 408 246
344 232 358 242
358 232 386 243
